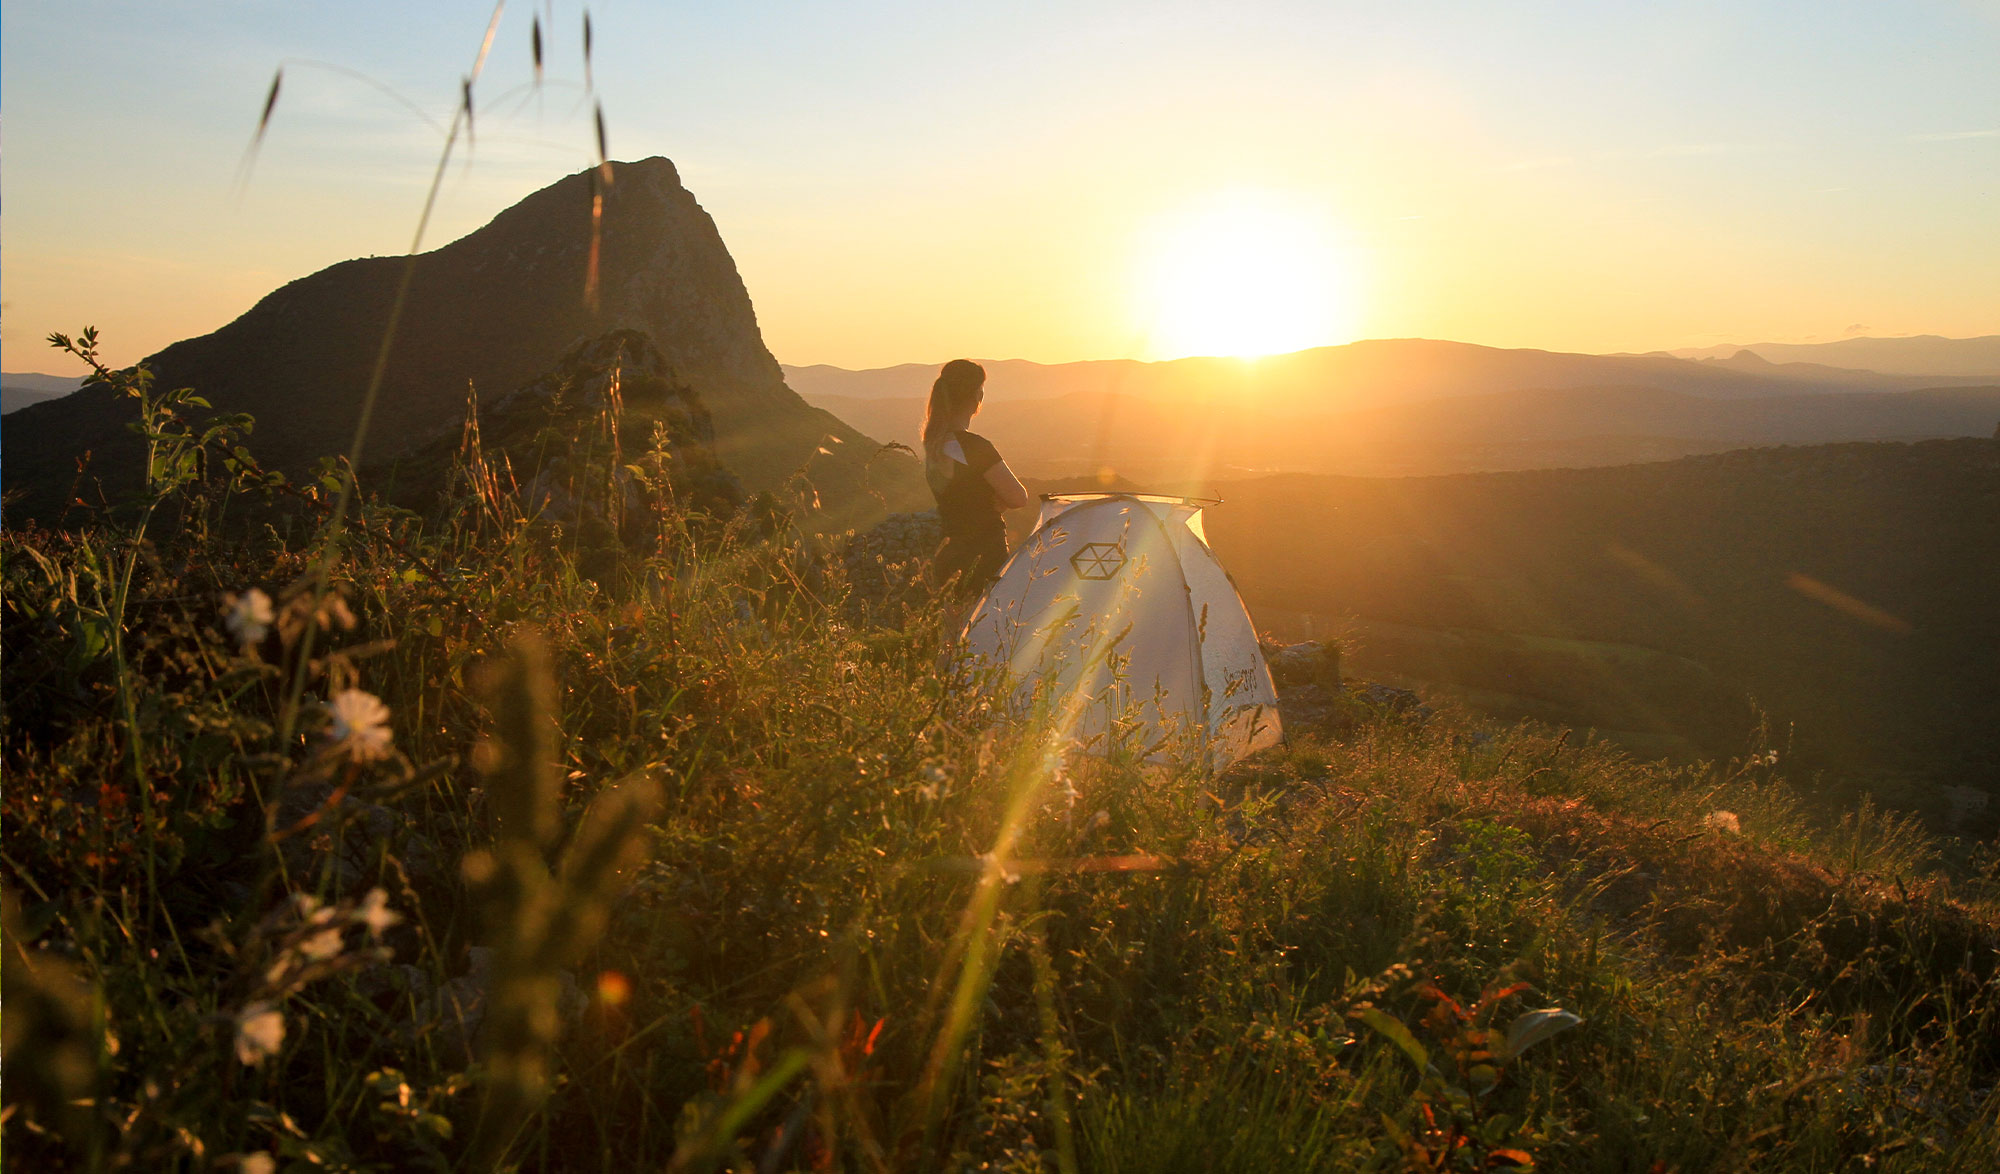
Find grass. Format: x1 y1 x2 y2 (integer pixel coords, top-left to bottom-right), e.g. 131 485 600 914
4 14 1995 1166
4 335 1998 1172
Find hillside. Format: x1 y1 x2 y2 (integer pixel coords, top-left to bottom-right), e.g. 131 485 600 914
1198 438 2000 795
1 159 926 527
819 383 2000 480
5 425 1997 1169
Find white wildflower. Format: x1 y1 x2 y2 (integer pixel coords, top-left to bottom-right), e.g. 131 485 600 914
237 1154 277 1174
298 927 345 962
224 589 274 646
357 888 401 939
234 1002 286 1066
326 689 393 763
1704 810 1742 835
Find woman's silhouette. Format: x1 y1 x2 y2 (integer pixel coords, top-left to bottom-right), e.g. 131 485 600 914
922 359 1028 597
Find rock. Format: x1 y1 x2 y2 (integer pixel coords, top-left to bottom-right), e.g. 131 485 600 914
842 510 943 624
1261 639 1342 688
1351 682 1431 720
429 946 589 1067
273 785 445 892
1271 678 1432 737
3 156 927 526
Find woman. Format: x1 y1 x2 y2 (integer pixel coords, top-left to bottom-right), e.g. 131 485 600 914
923 359 1028 597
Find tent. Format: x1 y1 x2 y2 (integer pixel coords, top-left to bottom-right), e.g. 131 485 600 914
960 493 1282 768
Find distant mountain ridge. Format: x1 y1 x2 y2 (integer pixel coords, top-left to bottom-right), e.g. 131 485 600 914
3 159 924 526
784 337 1993 412
2 372 85 396
1 373 83 416
787 337 2000 480
1663 335 2000 377
803 381 2000 481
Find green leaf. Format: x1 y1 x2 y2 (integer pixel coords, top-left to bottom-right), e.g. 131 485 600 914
1358 1007 1429 1072
1377 1110 1413 1149
1502 1008 1583 1061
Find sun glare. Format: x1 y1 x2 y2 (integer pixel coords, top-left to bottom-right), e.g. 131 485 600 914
1136 191 1359 361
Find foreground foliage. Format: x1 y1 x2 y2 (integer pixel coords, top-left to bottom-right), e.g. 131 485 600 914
4 346 1998 1172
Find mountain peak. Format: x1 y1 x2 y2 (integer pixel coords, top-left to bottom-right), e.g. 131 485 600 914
2 160 923 526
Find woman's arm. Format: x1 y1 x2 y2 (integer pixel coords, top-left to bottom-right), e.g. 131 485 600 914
984 459 1029 510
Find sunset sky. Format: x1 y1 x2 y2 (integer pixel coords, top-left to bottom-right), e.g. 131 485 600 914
4 0 1997 373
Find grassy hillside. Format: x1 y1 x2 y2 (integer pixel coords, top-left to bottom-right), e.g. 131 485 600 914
1202 440 2000 801
5 363 1998 1171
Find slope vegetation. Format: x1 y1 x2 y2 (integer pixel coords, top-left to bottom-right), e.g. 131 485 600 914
1203 439 2000 794
4 399 1996 1168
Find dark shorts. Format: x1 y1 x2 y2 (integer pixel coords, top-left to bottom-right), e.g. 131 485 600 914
935 531 1007 599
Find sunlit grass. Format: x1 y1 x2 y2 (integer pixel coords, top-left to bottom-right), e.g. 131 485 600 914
4 370 1996 1167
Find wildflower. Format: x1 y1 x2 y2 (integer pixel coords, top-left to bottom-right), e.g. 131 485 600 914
326 689 393 762
979 851 1022 885
238 1155 277 1174
1054 768 1080 811
277 590 358 647
224 588 274 646
357 888 401 938
298 927 345 961
234 1002 286 1065
1704 810 1742 835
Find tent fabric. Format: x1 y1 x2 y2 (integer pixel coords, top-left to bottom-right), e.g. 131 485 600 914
960 492 1282 768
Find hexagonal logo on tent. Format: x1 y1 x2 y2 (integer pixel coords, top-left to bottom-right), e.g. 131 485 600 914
1070 541 1126 580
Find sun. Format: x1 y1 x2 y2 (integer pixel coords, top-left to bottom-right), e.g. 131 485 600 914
1135 191 1360 360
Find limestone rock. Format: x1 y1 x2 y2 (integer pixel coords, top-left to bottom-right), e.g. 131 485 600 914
842 511 943 624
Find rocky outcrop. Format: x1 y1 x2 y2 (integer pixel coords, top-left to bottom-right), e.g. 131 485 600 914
842 510 944 625
389 329 744 532
3 158 924 527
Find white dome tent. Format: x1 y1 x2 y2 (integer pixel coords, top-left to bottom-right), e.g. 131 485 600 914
960 493 1282 768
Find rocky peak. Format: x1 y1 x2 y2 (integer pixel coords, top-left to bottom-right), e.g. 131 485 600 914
3 159 924 528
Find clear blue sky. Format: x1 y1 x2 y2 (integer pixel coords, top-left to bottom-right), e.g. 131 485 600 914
4 1 1996 371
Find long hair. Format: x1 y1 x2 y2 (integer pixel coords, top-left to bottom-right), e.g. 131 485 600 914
922 359 985 496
